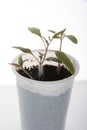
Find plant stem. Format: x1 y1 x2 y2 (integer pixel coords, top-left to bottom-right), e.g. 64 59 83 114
59 37 62 51
57 62 61 74
38 38 50 80
57 36 63 73
38 62 44 80
41 37 47 49
31 52 40 63
41 44 49 64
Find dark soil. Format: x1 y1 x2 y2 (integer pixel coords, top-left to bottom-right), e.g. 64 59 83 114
17 65 72 81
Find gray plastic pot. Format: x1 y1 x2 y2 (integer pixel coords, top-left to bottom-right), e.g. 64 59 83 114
12 50 79 130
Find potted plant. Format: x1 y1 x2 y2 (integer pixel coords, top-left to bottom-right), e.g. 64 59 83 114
10 27 79 130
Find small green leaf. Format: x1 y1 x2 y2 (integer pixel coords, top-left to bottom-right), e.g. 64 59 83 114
9 63 21 68
65 35 78 43
52 34 59 39
12 46 32 54
28 27 42 38
52 28 66 39
48 30 56 33
55 51 75 74
46 57 60 62
56 28 66 35
18 55 23 65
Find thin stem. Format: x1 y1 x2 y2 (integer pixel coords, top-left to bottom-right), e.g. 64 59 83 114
38 62 44 80
41 44 49 64
57 35 63 74
41 37 47 49
38 44 49 80
59 33 65 51
57 62 61 74
41 36 53 64
59 37 62 51
38 38 51 79
31 52 40 63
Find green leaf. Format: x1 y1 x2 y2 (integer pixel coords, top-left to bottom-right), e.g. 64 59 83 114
55 51 75 74
52 28 66 39
46 57 60 62
28 27 42 38
18 55 23 65
12 46 32 54
56 28 66 35
9 63 21 68
65 35 78 43
48 30 56 33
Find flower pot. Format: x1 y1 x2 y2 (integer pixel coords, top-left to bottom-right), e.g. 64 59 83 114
12 50 79 130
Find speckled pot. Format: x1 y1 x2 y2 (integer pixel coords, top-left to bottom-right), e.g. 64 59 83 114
12 50 79 130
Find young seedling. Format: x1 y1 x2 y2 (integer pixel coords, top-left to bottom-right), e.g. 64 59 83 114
10 55 33 79
12 27 53 80
11 27 77 80
47 28 77 74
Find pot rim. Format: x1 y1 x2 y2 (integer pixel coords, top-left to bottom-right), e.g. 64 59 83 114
12 49 80 84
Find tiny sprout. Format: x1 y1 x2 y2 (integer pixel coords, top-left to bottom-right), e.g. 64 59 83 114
65 35 78 43
18 55 23 66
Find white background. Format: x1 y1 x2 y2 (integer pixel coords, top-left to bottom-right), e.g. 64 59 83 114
0 0 87 85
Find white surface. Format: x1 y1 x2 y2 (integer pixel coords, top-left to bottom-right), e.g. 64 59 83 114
0 80 87 130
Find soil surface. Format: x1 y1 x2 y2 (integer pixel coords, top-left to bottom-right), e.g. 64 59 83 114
17 65 72 81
